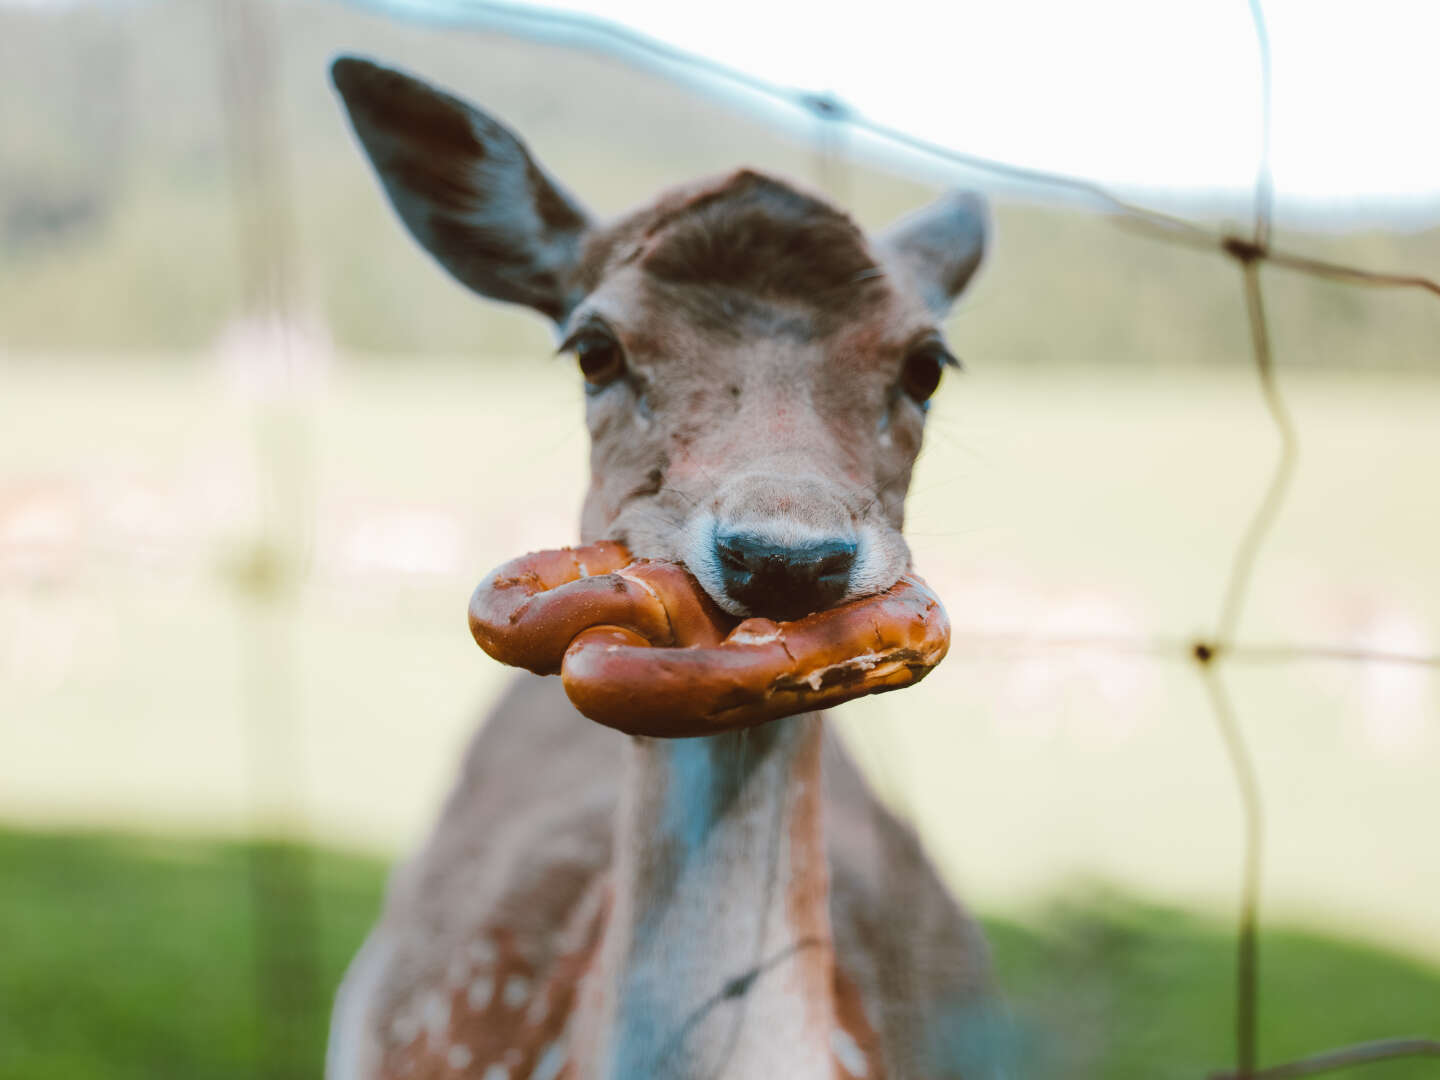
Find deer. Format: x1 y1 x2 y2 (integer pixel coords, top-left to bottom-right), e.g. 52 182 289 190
326 56 1008 1080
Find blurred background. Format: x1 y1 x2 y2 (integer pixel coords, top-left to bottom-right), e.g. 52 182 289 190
1 1 1437 1078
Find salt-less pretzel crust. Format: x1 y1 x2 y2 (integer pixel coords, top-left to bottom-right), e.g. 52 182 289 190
468 541 951 737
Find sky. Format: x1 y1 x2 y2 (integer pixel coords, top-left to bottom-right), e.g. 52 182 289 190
483 0 1439 212
11 0 1436 211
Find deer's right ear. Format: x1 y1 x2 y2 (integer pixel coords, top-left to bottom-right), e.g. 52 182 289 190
330 56 592 324
876 191 988 319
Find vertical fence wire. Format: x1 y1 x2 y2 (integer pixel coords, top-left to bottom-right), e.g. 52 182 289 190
1199 8 1282 1071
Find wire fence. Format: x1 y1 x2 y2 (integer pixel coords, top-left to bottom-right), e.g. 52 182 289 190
210 0 1440 1077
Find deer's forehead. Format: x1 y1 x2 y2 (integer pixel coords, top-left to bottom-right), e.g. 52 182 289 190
630 182 881 313
575 169 924 344
583 282 914 382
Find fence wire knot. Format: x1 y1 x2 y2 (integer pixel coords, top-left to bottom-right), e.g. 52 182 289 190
1222 236 1267 264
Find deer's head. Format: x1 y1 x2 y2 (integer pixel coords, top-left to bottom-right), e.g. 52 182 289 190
333 57 985 622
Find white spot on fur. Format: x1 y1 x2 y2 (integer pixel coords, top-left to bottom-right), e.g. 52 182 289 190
831 1028 869 1076
446 955 469 986
526 986 550 1025
501 974 531 1008
390 1013 420 1044
467 975 495 1011
421 991 450 1040
480 1065 509 1080
446 1044 473 1069
531 1041 566 1080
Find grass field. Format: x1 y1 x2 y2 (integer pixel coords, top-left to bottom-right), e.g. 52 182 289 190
3 827 1439 1080
2 353 1438 1077
4 356 1437 954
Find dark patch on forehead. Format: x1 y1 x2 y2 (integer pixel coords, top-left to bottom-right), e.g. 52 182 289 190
632 171 887 327
647 285 825 343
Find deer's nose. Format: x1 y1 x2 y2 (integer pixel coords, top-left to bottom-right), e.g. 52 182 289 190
713 531 857 621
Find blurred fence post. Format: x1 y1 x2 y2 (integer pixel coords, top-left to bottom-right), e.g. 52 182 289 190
213 0 323 1075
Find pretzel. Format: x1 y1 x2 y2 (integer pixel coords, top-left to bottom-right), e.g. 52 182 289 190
468 541 950 737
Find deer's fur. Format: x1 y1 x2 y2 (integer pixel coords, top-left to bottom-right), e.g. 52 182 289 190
328 56 1008 1080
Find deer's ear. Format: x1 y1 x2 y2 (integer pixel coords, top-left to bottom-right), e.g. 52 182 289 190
877 191 988 318
331 56 592 323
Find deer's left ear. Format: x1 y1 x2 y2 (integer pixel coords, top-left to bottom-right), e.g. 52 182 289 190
331 55 592 324
876 191 988 318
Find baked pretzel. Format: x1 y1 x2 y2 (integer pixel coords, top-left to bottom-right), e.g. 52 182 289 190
468 541 950 737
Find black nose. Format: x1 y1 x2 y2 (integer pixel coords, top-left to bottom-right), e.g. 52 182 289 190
714 531 858 621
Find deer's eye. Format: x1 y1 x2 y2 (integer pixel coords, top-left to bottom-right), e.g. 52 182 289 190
900 341 955 405
570 332 626 389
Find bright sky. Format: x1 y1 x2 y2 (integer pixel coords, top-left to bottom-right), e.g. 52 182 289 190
513 0 1439 207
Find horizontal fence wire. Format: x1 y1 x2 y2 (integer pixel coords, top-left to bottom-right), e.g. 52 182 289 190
1209 1038 1440 1080
220 0 1438 1076
357 0 1440 302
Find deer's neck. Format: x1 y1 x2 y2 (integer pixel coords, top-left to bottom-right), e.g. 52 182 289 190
575 715 838 1079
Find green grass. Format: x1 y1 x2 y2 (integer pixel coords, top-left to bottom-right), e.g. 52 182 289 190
2 357 1438 969
0 829 383 1080
2 828 1437 1080
988 893 1440 1078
